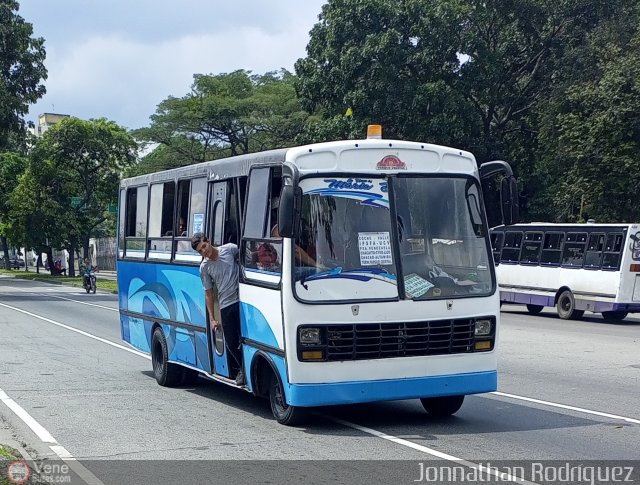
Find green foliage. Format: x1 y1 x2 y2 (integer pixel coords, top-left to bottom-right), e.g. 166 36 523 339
537 5 640 222
0 0 47 151
6 118 137 256
296 0 638 222
132 69 309 174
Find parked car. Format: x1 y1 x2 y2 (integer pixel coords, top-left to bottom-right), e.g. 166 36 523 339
8 257 25 269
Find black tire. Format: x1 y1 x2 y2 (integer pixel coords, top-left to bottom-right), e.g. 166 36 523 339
151 327 183 387
556 290 584 320
91 281 96 294
420 395 465 417
526 304 544 315
85 285 90 293
602 311 628 322
269 374 309 426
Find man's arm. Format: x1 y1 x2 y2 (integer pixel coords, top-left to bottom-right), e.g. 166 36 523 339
204 288 219 331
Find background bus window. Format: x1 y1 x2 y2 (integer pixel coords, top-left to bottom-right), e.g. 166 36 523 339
490 232 503 266
500 231 522 263
602 233 624 270
562 232 587 267
148 182 175 260
584 233 605 269
124 186 148 259
519 231 543 264
540 232 564 265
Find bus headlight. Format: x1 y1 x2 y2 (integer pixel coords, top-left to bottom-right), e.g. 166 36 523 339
474 319 492 336
299 327 321 345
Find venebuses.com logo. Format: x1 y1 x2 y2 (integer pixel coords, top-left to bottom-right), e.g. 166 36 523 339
6 460 30 484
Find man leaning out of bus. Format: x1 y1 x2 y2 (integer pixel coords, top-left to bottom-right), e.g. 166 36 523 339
191 233 244 386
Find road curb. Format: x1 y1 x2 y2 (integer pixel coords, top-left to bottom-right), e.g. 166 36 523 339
0 416 38 463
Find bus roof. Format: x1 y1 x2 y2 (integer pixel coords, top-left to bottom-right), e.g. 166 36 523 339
121 138 477 188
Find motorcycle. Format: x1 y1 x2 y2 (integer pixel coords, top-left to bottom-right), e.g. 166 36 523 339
83 268 97 294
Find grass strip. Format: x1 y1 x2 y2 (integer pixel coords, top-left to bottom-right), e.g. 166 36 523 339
0 269 118 293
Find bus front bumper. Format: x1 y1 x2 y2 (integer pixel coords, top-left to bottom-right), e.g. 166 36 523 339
285 370 497 407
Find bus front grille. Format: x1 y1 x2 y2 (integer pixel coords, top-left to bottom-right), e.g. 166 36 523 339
324 319 475 361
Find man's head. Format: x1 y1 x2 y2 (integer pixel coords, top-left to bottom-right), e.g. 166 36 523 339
84 258 90 264
191 233 215 259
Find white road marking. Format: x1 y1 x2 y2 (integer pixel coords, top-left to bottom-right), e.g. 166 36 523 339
329 417 538 484
0 302 150 360
41 293 119 312
491 391 640 425
0 387 104 484
0 389 56 443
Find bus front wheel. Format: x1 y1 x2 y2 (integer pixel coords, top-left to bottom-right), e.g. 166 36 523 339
602 311 628 322
556 290 584 320
526 304 544 315
151 327 183 387
420 395 465 417
269 374 309 426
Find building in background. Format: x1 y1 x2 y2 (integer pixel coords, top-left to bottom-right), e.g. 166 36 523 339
27 112 70 138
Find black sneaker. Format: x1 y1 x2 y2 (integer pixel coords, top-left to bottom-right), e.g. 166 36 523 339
235 369 245 386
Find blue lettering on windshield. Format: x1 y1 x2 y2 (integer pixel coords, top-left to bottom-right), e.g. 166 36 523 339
380 181 388 193
324 178 374 190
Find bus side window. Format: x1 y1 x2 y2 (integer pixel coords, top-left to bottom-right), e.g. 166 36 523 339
540 232 564 266
175 178 207 261
148 182 175 260
562 232 586 267
584 233 605 269
602 233 624 270
118 188 125 258
124 185 148 259
500 231 522 263
242 168 283 280
519 231 542 265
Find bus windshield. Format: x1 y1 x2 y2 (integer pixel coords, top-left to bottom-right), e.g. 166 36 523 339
294 176 493 302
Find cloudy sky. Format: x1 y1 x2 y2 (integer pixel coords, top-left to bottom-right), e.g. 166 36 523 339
19 0 327 130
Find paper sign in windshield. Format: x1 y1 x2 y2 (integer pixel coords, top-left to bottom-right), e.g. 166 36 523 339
404 273 434 298
358 232 393 266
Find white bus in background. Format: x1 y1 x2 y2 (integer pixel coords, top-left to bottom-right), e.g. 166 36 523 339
491 223 640 322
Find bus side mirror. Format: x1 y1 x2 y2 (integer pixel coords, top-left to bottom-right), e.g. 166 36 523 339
278 185 301 238
500 177 519 225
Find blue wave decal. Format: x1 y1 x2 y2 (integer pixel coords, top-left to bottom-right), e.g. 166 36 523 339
305 267 397 284
305 188 389 208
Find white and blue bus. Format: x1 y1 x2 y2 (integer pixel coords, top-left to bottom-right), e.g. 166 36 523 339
491 222 640 322
117 126 517 424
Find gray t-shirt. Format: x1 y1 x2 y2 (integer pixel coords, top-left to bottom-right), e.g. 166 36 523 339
199 243 239 309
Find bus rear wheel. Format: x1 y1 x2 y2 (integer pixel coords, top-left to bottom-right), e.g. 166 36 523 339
602 311 628 322
269 374 309 426
556 290 584 320
526 304 544 315
420 395 465 417
151 327 183 387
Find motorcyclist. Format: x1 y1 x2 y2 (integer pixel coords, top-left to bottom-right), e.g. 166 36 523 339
82 258 96 288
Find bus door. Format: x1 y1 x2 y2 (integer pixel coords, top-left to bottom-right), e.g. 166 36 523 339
207 180 233 378
239 167 285 384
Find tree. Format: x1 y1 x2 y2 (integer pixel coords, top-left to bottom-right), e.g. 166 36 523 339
7 118 137 275
0 0 47 151
132 70 309 174
536 4 640 222
295 0 630 220
0 152 27 269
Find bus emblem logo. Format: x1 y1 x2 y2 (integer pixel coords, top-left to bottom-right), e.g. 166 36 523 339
351 305 359 316
447 301 453 310
376 155 406 170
